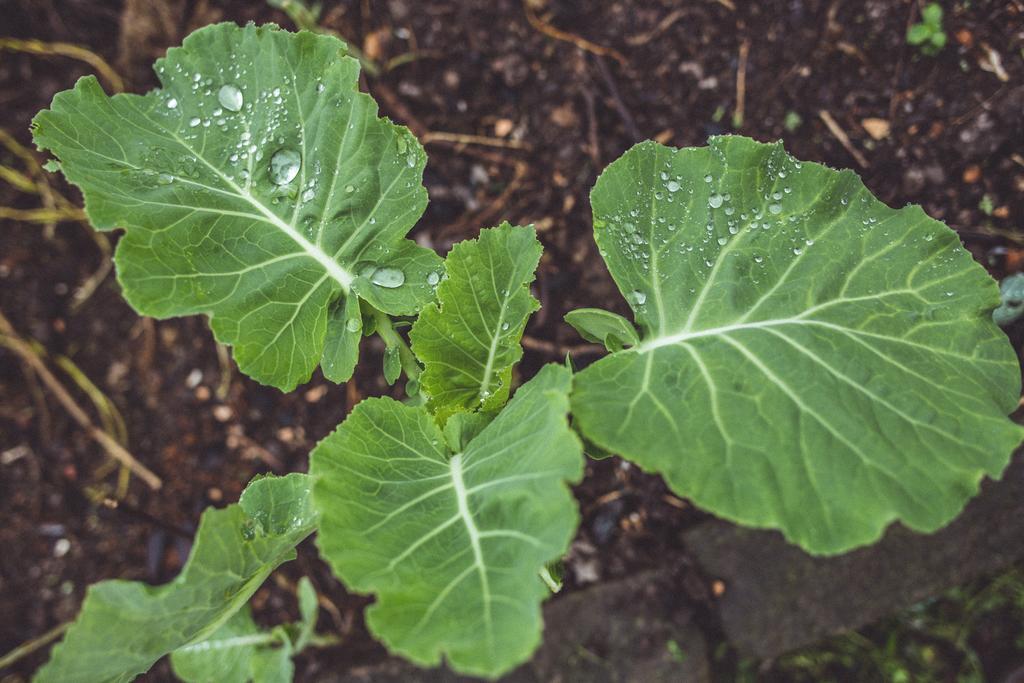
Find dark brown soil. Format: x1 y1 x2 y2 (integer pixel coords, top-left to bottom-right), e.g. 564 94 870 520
1 0 1023 680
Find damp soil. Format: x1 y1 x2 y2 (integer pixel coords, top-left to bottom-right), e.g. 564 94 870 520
1 0 1022 680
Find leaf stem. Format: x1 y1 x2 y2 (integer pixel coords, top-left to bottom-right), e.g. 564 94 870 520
538 565 563 593
370 307 422 384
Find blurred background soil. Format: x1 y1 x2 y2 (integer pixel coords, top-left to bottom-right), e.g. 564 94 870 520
1 0 1022 680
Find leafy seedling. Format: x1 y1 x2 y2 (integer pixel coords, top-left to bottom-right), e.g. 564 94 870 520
28 20 1023 683
907 3 947 56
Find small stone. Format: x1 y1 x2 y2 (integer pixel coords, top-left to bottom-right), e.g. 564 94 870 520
493 118 515 137
861 118 890 140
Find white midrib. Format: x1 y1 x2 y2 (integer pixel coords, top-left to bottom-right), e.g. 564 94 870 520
165 127 355 290
449 453 493 645
638 317 807 352
478 297 511 400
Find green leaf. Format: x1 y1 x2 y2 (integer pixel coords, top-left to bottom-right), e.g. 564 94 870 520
311 364 583 678
383 344 401 385
170 608 293 683
171 576 318 683
571 137 1023 555
409 224 542 418
35 474 317 683
293 577 319 652
564 308 639 351
31 23 435 391
907 23 932 44
922 2 943 25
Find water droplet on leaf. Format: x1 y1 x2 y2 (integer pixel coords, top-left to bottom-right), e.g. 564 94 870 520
269 149 301 185
370 267 405 288
218 84 243 112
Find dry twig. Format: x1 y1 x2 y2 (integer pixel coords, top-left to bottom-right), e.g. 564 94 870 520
817 110 869 168
422 132 531 150
0 38 124 92
0 312 162 489
733 39 750 129
524 1 628 67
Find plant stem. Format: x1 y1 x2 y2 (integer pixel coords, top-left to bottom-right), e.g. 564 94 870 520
0 621 70 671
539 565 563 593
369 307 422 383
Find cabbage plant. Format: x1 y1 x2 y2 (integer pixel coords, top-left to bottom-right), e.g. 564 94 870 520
28 22 1022 682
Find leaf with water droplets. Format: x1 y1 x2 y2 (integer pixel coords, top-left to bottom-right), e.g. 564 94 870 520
35 474 317 683
311 364 582 678
32 23 435 391
571 136 1022 555
409 224 541 419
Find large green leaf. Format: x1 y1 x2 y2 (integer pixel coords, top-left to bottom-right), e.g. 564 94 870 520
35 474 317 683
409 224 541 417
311 364 582 678
571 136 1023 555
31 23 438 391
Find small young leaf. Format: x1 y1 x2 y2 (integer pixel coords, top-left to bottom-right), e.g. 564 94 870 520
321 294 362 383
382 344 402 385
293 577 319 653
922 2 943 25
409 224 542 418
564 308 639 351
31 23 436 391
572 136 1023 555
311 364 583 678
907 23 932 44
35 474 317 682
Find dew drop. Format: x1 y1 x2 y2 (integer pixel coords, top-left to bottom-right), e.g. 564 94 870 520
345 318 361 333
708 194 724 209
704 174 713 183
166 98 178 109
157 173 174 185
301 188 315 202
370 267 405 288
717 236 728 246
189 117 201 127
269 149 301 185
218 84 243 112
631 290 647 305
501 322 510 331
769 203 782 215
666 180 681 193
426 271 440 286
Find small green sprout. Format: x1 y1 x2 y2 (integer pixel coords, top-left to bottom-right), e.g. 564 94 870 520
907 3 947 56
